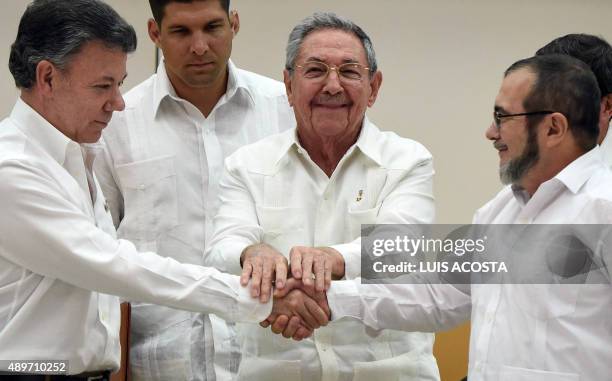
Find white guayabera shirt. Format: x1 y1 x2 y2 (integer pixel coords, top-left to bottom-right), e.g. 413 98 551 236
0 99 271 375
95 61 294 381
328 147 612 381
207 120 440 381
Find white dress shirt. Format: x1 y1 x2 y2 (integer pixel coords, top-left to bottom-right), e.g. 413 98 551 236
95 61 294 381
0 99 271 375
207 119 440 381
598 121 612 166
328 147 612 381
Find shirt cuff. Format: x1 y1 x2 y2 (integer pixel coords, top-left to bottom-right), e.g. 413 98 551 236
331 241 361 279
216 272 273 322
327 279 362 322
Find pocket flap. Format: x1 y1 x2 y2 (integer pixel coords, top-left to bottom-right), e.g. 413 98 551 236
115 155 175 189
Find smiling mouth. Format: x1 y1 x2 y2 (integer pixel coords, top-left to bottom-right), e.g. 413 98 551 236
313 102 350 109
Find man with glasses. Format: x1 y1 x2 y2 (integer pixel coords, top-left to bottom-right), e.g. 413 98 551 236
272 54 612 380
206 11 440 381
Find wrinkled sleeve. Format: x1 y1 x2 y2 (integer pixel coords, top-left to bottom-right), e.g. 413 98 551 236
0 160 271 323
327 280 471 332
204 157 263 275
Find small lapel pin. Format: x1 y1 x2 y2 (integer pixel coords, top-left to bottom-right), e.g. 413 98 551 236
356 189 364 202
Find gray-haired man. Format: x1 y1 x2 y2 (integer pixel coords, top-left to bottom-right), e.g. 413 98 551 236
207 12 439 381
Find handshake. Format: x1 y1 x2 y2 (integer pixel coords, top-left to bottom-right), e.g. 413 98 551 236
239 243 345 340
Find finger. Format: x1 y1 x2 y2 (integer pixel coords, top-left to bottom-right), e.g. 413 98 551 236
305 295 329 326
296 295 319 329
259 320 270 328
271 315 290 335
301 254 314 287
324 257 333 291
275 256 288 289
260 259 274 303
290 247 303 279
293 326 313 341
240 262 253 287
282 316 301 339
314 256 325 292
274 277 300 298
250 258 262 298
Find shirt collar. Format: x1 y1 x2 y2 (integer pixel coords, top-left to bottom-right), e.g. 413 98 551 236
511 146 605 202
555 145 605 194
11 98 104 167
273 116 383 167
152 59 254 118
10 98 73 166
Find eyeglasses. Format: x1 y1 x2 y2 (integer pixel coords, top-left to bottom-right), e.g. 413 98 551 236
493 110 555 129
294 61 370 81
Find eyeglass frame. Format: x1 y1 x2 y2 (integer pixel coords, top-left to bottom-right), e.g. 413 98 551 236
493 110 555 130
293 60 371 82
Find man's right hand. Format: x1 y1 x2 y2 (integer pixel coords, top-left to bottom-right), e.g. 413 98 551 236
240 243 288 303
261 287 330 340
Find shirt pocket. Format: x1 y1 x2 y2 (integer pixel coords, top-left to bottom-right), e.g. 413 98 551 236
256 205 306 255
346 204 382 239
499 365 579 381
511 284 579 319
114 155 179 240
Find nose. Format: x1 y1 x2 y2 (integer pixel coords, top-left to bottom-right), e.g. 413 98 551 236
322 69 343 95
191 32 209 56
485 121 499 141
104 88 125 112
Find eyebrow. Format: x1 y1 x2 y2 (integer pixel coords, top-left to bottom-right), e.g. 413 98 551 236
167 17 226 30
494 105 509 114
304 57 361 64
98 74 128 83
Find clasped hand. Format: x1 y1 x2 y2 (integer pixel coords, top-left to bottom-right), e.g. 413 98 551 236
240 244 344 340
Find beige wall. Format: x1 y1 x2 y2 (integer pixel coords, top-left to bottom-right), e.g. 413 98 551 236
3 0 611 223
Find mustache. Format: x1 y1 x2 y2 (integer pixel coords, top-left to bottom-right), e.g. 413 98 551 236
493 141 507 150
313 94 350 106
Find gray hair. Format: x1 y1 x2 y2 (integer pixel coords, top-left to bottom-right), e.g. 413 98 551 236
9 0 137 89
285 12 377 76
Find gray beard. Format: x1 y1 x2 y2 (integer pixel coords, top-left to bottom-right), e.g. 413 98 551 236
499 130 540 185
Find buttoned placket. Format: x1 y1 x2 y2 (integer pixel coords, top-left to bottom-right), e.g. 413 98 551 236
295 145 362 381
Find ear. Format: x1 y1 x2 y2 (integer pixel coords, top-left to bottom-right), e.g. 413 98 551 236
229 10 240 36
367 70 383 107
147 18 162 48
601 94 612 121
544 112 569 148
34 60 56 96
283 69 294 106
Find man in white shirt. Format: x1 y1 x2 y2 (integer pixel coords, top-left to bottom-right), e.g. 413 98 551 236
291 54 612 380
93 0 294 380
536 34 612 164
0 1 323 379
207 12 440 381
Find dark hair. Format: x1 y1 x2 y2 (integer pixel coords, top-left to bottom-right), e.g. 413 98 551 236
285 12 377 76
505 54 601 151
9 0 137 89
536 34 612 98
149 0 230 24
